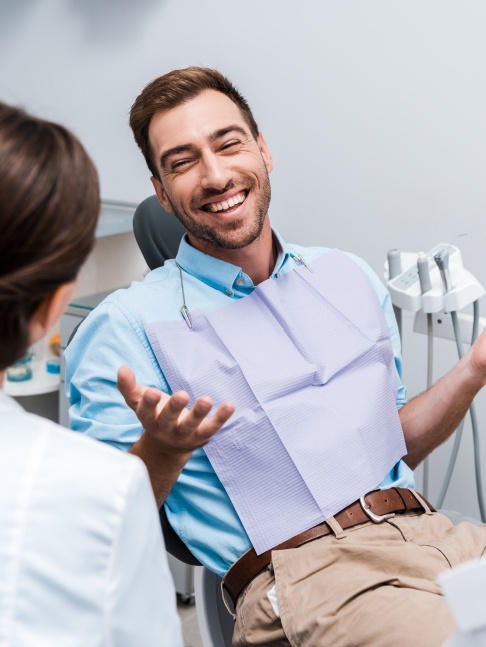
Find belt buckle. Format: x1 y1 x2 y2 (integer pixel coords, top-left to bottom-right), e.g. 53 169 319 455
359 490 396 523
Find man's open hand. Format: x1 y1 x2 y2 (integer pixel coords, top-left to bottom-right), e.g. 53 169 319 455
117 365 234 456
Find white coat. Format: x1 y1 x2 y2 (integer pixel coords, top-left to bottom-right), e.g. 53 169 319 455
0 390 183 647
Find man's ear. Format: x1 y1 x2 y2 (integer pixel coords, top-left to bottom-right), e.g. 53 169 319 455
257 133 273 173
151 176 173 213
29 282 77 345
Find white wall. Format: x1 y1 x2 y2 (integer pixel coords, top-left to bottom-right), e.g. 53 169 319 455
2 0 486 517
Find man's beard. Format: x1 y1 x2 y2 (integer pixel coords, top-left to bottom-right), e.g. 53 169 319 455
166 172 271 250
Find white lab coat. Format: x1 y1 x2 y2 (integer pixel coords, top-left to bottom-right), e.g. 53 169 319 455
0 390 183 647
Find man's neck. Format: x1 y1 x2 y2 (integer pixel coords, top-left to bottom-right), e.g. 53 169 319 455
188 219 277 286
0 370 5 390
216 223 276 285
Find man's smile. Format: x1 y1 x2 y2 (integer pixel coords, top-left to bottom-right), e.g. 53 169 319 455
201 189 248 213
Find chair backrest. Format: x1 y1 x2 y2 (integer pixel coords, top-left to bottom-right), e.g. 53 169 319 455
132 195 185 270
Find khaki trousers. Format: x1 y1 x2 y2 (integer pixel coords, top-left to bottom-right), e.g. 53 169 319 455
232 512 486 647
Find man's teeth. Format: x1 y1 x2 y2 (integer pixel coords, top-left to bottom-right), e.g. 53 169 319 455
209 192 246 213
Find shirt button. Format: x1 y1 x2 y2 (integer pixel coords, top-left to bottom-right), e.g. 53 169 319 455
236 278 245 286
225 289 232 296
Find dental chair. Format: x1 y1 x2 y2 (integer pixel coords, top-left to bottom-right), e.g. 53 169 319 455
133 196 233 647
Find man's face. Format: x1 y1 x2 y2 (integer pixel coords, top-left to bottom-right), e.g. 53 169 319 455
149 90 273 253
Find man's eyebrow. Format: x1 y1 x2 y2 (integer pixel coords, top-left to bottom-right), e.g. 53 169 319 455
160 144 195 170
208 125 248 142
159 125 249 169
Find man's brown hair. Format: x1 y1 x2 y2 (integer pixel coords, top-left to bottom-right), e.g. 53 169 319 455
0 102 100 370
129 66 259 179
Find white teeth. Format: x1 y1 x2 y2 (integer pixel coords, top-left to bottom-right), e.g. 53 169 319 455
207 191 246 213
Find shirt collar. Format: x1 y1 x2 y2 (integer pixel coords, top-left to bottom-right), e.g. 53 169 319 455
175 228 294 297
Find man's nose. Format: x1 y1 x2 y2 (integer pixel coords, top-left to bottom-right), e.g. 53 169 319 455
200 153 232 190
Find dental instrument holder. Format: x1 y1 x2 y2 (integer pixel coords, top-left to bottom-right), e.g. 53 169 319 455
386 244 485 315
385 244 486 522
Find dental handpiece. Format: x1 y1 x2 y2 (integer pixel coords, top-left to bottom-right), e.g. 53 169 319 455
434 249 452 294
387 249 402 279
417 252 432 293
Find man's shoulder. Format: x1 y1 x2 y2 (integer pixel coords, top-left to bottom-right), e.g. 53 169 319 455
100 263 176 308
284 242 386 299
78 262 184 330
285 242 333 259
286 242 371 272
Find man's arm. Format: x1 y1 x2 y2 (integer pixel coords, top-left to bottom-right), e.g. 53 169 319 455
400 329 486 469
66 299 233 507
117 366 234 507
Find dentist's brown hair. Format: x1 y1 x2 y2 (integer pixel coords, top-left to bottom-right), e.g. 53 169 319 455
0 102 100 370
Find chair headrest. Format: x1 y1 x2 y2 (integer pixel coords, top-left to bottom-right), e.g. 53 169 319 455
133 196 185 270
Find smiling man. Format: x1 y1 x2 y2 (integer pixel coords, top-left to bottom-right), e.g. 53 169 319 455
150 95 272 254
66 67 486 647
140 81 275 284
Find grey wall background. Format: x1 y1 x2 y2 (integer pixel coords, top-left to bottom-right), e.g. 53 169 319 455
1 0 486 518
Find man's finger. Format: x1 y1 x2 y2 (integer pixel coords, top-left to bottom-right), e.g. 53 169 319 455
196 402 235 441
131 387 167 426
208 402 235 428
117 365 144 409
150 390 191 432
185 396 214 425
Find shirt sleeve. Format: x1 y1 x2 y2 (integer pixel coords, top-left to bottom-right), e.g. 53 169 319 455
64 298 170 451
106 457 183 647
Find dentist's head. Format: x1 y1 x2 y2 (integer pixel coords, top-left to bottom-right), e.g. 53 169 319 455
0 102 100 374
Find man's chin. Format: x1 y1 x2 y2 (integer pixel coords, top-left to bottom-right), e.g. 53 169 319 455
202 224 264 250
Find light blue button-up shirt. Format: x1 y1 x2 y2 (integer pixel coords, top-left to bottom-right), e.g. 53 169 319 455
66 230 414 577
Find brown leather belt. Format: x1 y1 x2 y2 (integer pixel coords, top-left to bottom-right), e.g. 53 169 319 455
222 488 434 615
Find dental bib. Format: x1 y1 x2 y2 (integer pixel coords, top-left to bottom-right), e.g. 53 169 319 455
146 250 406 554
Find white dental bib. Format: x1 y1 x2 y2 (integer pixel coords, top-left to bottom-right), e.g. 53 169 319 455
146 250 406 554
